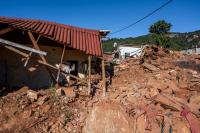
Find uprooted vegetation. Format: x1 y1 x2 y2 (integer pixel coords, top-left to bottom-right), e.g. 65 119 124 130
0 46 200 133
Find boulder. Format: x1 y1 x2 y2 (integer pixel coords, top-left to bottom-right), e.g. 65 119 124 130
83 101 134 133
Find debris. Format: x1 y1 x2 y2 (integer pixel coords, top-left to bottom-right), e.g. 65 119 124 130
142 62 160 71
1 46 200 133
55 88 65 96
37 96 49 105
27 90 38 102
22 110 32 119
154 94 182 111
181 108 200 133
63 87 77 98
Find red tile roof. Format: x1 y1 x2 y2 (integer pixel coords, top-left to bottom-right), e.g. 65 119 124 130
0 16 102 56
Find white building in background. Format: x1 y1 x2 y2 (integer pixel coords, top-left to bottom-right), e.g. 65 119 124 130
116 44 142 59
181 48 200 55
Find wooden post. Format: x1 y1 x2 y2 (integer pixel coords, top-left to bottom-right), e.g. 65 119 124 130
88 55 91 95
99 36 106 97
101 58 106 97
56 45 66 82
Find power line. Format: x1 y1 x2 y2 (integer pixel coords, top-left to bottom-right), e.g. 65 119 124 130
110 0 174 35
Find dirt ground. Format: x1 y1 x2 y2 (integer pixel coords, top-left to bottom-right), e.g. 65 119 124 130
0 46 200 133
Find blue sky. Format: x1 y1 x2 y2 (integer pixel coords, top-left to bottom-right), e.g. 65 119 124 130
0 0 199 38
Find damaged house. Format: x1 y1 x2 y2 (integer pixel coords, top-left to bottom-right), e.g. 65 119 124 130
0 16 109 95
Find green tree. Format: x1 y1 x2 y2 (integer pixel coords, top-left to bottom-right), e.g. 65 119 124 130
149 20 172 48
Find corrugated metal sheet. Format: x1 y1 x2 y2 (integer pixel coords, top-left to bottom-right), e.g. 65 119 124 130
0 16 102 56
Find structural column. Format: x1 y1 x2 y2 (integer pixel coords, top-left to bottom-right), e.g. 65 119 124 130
88 55 91 95
101 58 106 97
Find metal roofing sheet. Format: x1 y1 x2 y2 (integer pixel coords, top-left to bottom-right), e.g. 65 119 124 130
0 16 102 56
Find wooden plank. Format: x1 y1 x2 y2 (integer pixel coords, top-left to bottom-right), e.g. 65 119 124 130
0 38 47 56
24 52 32 67
99 36 107 97
4 45 29 57
27 31 47 61
88 55 91 95
101 59 106 96
0 27 13 36
56 45 66 82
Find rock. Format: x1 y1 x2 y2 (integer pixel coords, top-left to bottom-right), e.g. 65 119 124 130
154 94 181 111
22 110 32 118
41 105 51 113
27 90 38 102
189 94 200 104
79 111 87 123
126 95 136 103
169 69 177 77
83 101 134 133
142 62 160 72
173 119 191 133
66 122 73 132
56 88 65 96
37 96 49 105
63 87 77 98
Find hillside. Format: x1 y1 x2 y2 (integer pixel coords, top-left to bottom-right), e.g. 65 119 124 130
103 30 200 52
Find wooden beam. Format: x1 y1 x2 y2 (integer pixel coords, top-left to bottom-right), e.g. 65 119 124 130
28 31 56 83
28 31 47 61
0 38 47 56
101 59 106 97
37 60 100 89
0 27 14 36
24 35 41 67
88 55 91 95
24 52 32 67
4 45 29 57
56 45 66 82
99 36 107 97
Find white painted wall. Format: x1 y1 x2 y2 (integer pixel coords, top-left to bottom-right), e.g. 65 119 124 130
117 46 142 58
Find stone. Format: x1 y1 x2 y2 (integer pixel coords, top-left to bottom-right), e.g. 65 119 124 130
22 110 32 119
169 69 177 77
41 105 51 113
126 95 136 103
79 111 87 122
56 88 65 96
83 101 134 133
63 87 77 98
142 62 160 72
37 96 49 105
27 90 38 102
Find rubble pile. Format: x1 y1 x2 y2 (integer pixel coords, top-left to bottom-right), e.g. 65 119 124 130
0 86 91 133
0 46 200 133
106 46 200 133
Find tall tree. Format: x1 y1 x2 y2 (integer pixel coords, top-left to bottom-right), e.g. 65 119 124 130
149 20 172 48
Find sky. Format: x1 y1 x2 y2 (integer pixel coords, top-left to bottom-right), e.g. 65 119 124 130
0 0 200 38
